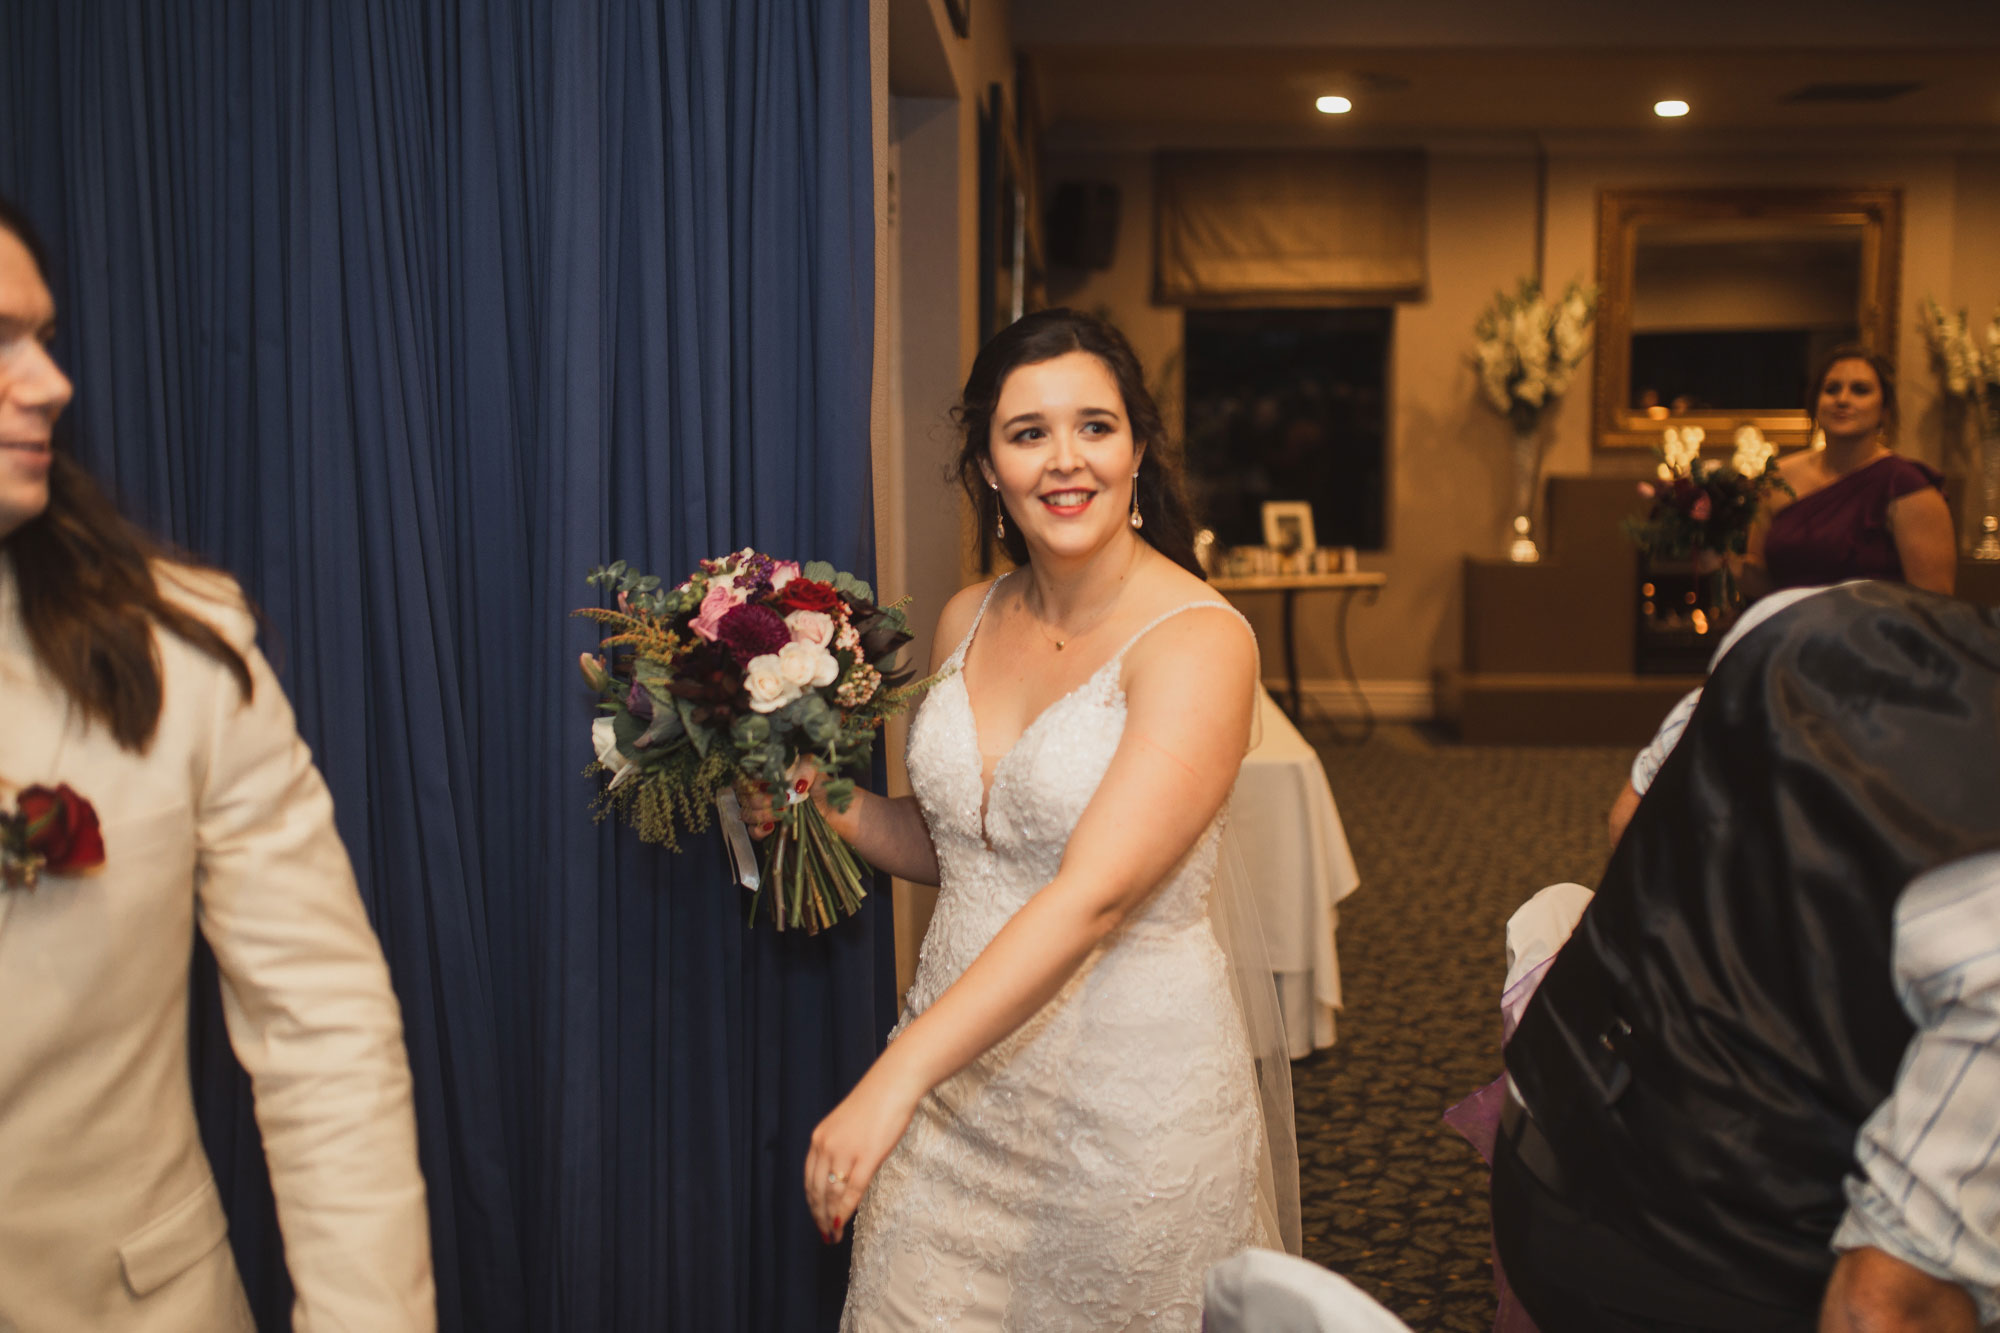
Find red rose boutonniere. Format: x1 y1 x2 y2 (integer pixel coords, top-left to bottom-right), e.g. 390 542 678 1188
1 784 107 890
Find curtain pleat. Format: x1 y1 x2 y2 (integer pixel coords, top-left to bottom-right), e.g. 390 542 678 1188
0 1 891 1328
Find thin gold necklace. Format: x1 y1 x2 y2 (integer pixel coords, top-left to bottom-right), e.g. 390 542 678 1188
1029 593 1117 650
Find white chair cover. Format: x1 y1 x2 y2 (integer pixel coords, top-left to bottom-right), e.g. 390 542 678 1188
1202 1248 1414 1332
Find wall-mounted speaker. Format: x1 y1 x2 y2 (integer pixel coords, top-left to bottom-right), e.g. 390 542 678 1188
1045 181 1120 271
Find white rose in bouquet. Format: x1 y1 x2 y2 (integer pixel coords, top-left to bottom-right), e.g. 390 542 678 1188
745 654 801 713
777 639 839 691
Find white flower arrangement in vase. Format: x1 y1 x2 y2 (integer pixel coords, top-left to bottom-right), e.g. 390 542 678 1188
1919 297 2000 558
1473 278 1597 434
1471 278 1597 560
1920 298 2000 420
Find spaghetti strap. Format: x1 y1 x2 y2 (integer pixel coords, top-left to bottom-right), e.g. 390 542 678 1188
1106 599 1255 669
945 571 1014 668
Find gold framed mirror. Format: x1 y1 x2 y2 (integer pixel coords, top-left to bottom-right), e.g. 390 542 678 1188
1592 187 1902 450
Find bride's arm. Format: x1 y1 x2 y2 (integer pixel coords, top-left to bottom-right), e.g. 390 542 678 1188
804 606 1257 1239
818 786 938 887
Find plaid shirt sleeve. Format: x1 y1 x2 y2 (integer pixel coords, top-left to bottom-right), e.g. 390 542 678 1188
1832 850 2000 1327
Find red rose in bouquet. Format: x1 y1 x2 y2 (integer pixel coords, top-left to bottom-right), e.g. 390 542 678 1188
775 577 843 614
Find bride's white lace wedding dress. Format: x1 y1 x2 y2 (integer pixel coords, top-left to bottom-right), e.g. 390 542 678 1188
840 583 1274 1331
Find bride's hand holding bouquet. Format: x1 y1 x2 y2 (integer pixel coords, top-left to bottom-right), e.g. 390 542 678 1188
577 548 940 933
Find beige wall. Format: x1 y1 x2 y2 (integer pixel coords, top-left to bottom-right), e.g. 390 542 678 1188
1043 139 2000 700
1045 146 1542 691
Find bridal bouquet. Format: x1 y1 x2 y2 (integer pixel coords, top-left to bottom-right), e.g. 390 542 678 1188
1622 425 1790 561
577 550 936 932
1919 297 2000 435
1471 278 1597 433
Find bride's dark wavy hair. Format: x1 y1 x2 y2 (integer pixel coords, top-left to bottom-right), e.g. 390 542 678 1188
951 308 1204 577
0 193 250 752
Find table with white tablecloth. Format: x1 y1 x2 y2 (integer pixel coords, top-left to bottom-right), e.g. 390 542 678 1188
1226 687 1360 1059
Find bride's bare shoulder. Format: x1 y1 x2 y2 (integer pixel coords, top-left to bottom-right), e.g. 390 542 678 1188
1131 550 1230 616
930 577 1003 671
1123 558 1255 669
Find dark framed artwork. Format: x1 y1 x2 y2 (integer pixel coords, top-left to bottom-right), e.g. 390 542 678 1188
977 83 1036 345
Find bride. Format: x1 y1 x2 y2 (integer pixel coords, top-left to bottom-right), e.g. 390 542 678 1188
784 309 1296 1329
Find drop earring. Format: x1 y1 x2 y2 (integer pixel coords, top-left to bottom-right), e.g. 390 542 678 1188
1129 470 1144 530
991 482 1005 540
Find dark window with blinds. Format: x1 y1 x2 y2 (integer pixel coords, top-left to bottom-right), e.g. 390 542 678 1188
1182 307 1390 552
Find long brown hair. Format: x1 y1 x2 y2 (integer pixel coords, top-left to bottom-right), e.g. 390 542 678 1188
1 195 250 752
952 308 1205 577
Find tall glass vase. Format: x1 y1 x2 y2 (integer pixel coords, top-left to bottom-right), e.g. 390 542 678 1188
1976 426 2000 560
1508 427 1543 562
1697 560 1742 635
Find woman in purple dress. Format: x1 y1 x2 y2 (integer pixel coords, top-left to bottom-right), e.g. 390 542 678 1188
1742 346 1956 600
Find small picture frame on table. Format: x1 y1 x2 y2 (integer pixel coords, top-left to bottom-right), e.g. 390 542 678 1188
1260 501 1316 557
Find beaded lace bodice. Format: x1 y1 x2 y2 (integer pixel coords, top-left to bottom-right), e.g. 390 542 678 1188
840 580 1267 1331
899 593 1229 1009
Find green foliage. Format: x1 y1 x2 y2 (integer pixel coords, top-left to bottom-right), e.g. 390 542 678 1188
587 560 675 616
591 744 733 852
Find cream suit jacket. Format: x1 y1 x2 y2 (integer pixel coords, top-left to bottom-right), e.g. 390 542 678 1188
0 556 434 1332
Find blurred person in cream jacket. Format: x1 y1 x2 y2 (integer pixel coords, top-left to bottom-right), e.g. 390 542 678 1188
0 197 433 1331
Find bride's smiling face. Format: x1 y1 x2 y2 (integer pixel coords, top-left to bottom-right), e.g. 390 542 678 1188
981 350 1144 564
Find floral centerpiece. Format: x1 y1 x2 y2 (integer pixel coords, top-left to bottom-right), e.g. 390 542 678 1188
1919 297 2000 558
1920 298 2000 432
1623 426 1789 637
1472 278 1598 435
1471 278 1597 561
1623 425 1791 564
577 550 939 932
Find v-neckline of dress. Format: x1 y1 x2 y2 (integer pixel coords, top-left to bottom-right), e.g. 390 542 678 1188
950 660 1123 850
952 575 1132 848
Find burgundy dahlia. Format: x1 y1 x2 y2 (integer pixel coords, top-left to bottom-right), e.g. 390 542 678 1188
715 603 792 664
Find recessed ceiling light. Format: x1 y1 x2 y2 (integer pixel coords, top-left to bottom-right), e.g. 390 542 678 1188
1315 95 1353 115
1654 99 1691 118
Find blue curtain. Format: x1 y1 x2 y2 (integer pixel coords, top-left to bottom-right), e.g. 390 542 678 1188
0 2 892 1328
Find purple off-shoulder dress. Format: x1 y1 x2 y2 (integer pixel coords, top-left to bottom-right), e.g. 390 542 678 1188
1763 454 1944 591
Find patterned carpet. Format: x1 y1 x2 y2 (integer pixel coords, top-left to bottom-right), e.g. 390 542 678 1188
1291 723 1632 1331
